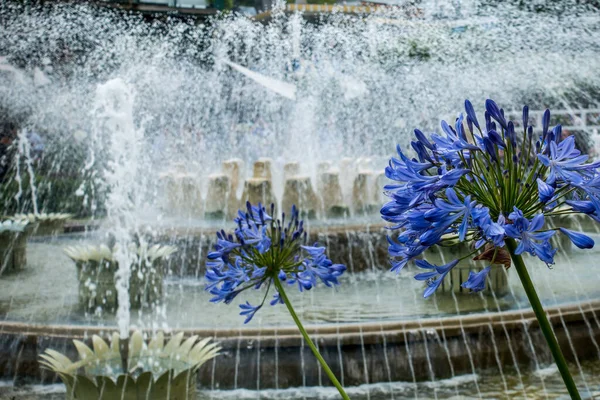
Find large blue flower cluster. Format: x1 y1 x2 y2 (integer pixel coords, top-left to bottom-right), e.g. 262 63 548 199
382 99 599 297
206 202 346 323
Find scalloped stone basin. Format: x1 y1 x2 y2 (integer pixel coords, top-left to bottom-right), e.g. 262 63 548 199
38 331 219 400
0 230 28 273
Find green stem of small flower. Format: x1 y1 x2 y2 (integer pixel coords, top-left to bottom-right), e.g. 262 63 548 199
273 277 350 400
544 210 578 217
505 238 581 400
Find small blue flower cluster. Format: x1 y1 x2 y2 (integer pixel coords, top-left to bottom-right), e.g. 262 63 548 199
382 99 598 298
206 202 346 323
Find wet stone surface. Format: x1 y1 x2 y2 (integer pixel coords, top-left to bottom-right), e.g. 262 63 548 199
1 360 600 399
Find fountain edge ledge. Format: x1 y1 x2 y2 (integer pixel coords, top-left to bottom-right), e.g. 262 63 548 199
0 300 597 345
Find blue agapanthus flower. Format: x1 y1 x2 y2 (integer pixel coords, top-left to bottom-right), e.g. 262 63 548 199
206 202 346 323
504 208 556 264
538 136 599 185
461 266 492 293
382 99 600 298
414 259 459 298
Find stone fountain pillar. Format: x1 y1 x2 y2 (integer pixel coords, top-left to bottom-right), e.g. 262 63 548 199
339 157 355 204
373 171 386 204
159 173 176 210
253 158 273 180
282 176 319 219
339 157 354 185
223 158 244 194
205 174 232 220
284 162 300 180
180 174 202 212
241 173 277 210
240 160 277 209
317 161 332 177
223 158 243 216
179 174 203 216
0 223 31 273
160 172 203 217
355 157 373 173
316 161 332 198
352 171 377 215
319 171 349 218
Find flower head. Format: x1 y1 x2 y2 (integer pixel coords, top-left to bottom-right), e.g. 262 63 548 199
461 266 491 293
537 136 599 185
414 259 459 298
206 202 346 323
382 99 600 297
504 209 556 265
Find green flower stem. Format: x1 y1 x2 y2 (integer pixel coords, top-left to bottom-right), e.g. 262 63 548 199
505 238 581 400
273 277 350 400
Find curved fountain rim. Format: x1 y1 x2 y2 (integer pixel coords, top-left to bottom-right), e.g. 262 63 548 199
1 299 598 341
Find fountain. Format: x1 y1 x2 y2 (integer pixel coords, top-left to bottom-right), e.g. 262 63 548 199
0 220 30 273
64 243 177 312
1 1 600 398
39 331 221 400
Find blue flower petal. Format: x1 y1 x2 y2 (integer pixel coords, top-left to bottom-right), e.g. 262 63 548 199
464 99 480 130
239 302 262 324
536 178 555 203
485 99 507 129
461 266 491 293
566 200 595 214
559 228 595 249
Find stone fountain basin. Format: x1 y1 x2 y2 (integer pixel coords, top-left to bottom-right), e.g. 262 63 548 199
1 223 599 389
1 300 599 390
65 217 393 275
63 214 599 275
